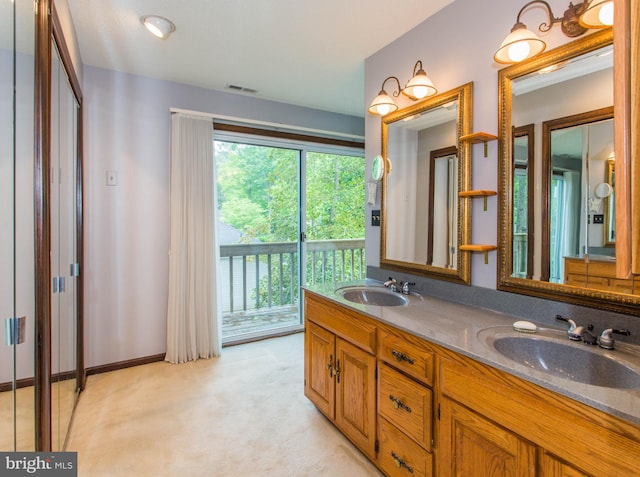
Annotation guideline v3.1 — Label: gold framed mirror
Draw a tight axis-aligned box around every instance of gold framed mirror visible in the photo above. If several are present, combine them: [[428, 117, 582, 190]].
[[381, 83, 472, 284], [498, 28, 639, 316]]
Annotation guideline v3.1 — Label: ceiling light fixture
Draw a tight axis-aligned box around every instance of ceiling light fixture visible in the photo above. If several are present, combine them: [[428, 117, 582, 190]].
[[494, 1, 611, 65], [141, 15, 176, 40], [368, 60, 437, 116]]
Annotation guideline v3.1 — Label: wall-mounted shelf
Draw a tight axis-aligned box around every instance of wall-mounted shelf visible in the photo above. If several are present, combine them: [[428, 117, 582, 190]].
[[459, 132, 498, 157], [459, 190, 497, 211], [459, 244, 497, 264]]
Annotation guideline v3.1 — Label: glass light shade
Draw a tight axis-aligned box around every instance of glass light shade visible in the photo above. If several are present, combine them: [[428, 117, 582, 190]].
[[494, 25, 546, 64], [402, 70, 437, 100], [368, 91, 398, 116], [580, 0, 614, 28], [141, 15, 176, 39]]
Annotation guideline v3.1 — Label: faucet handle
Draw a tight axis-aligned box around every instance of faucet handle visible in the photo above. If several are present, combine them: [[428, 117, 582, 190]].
[[599, 329, 631, 350], [401, 281, 415, 295], [556, 314, 581, 341]]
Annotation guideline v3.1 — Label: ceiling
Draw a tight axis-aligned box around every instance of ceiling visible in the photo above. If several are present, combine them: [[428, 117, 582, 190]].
[[66, 0, 455, 118]]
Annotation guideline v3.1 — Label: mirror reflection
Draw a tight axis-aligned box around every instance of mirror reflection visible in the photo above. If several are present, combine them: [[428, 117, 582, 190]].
[[499, 29, 640, 315], [381, 83, 472, 284], [543, 109, 614, 284], [603, 158, 615, 246]]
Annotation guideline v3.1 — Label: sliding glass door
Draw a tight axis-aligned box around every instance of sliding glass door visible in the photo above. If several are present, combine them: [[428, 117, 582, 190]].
[[215, 140, 301, 343], [214, 132, 364, 344]]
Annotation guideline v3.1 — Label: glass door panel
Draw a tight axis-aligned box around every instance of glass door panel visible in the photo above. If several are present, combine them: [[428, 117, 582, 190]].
[[50, 39, 78, 451], [304, 152, 365, 286], [215, 140, 301, 343], [1, 0, 36, 452]]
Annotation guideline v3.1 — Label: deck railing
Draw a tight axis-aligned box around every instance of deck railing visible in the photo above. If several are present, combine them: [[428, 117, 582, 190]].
[[219, 239, 365, 315]]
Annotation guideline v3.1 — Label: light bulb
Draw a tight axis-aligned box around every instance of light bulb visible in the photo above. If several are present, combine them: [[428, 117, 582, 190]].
[[412, 86, 429, 99], [376, 104, 392, 116], [508, 42, 531, 62], [145, 22, 164, 38], [598, 2, 614, 25]]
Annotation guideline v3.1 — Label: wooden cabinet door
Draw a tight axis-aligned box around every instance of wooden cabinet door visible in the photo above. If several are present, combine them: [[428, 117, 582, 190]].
[[539, 451, 590, 477], [439, 397, 536, 477], [335, 337, 377, 460], [304, 321, 335, 419]]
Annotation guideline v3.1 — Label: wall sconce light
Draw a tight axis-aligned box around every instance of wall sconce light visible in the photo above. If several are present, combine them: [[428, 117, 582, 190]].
[[402, 60, 437, 100], [580, 0, 614, 28], [368, 76, 402, 116], [494, 0, 612, 64], [368, 60, 437, 116], [141, 15, 176, 39]]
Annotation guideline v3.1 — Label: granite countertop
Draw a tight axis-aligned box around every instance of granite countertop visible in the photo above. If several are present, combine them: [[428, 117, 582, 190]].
[[303, 279, 640, 427]]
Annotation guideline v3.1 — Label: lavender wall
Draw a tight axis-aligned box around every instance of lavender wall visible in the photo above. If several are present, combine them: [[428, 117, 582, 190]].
[[364, 0, 586, 288], [82, 66, 364, 367]]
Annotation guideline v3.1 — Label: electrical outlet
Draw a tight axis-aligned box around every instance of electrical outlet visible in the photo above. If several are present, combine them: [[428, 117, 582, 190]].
[[106, 171, 118, 186], [593, 214, 604, 224]]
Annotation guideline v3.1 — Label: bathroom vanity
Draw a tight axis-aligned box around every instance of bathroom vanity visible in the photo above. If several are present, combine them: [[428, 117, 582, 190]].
[[303, 283, 640, 477]]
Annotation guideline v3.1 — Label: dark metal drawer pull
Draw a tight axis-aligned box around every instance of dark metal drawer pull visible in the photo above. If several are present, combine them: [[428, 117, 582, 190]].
[[391, 451, 414, 473], [389, 394, 412, 413], [392, 349, 415, 365]]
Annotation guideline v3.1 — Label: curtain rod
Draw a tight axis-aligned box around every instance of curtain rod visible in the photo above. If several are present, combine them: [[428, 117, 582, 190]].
[[169, 107, 364, 141]]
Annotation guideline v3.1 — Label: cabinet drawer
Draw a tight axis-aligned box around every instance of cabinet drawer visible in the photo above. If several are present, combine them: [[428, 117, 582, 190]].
[[378, 417, 432, 477], [304, 292, 376, 354], [378, 362, 432, 451], [379, 326, 434, 386]]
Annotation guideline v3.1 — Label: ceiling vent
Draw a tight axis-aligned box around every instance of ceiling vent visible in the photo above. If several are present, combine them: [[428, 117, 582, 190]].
[[226, 84, 258, 94]]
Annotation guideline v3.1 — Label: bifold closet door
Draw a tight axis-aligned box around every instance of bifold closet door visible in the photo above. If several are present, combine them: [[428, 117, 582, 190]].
[[50, 38, 79, 451], [0, 0, 37, 452]]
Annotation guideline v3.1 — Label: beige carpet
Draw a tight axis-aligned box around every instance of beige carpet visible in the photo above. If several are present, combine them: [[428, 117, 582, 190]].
[[66, 333, 383, 476]]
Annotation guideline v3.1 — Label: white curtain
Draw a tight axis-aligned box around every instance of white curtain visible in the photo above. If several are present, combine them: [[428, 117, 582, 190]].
[[166, 114, 221, 363], [558, 170, 581, 280]]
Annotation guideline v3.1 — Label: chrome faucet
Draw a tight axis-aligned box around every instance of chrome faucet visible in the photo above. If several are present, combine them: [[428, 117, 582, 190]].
[[598, 328, 631, 350], [579, 327, 598, 345], [384, 277, 415, 295], [555, 314, 584, 341], [401, 281, 415, 295], [384, 277, 399, 293]]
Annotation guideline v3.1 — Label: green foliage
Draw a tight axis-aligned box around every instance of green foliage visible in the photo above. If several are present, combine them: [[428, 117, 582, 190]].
[[216, 140, 366, 309], [216, 141, 365, 243]]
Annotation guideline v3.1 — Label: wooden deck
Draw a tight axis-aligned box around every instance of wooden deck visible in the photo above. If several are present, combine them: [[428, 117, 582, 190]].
[[222, 305, 300, 339]]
